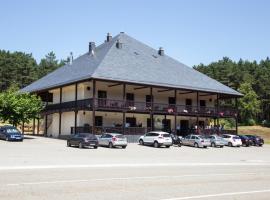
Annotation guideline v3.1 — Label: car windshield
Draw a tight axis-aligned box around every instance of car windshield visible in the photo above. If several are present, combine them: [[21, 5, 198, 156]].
[[162, 134, 170, 137], [6, 128, 20, 134], [80, 133, 96, 139]]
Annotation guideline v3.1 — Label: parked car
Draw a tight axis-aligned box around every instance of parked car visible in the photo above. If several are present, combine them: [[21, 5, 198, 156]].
[[99, 133, 128, 148], [67, 133, 98, 149], [139, 131, 172, 148], [170, 134, 182, 147], [238, 135, 252, 147], [208, 135, 225, 147], [0, 126, 23, 141], [245, 135, 264, 146], [182, 134, 210, 148], [222, 134, 242, 147]]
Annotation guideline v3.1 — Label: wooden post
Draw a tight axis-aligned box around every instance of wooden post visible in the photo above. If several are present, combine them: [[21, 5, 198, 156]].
[[45, 114, 48, 136], [92, 80, 96, 134], [196, 91, 199, 128], [37, 118, 40, 135], [150, 87, 154, 131], [235, 97, 238, 135], [59, 87, 62, 136], [217, 94, 220, 133], [174, 89, 177, 133], [122, 83, 126, 135], [74, 83, 78, 134], [32, 118, 35, 135]]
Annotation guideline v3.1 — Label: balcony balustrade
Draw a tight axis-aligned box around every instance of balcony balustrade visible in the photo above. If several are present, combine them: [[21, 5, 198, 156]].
[[43, 98, 238, 118]]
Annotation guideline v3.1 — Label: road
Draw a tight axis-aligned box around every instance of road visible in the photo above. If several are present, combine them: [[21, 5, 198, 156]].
[[0, 136, 270, 200]]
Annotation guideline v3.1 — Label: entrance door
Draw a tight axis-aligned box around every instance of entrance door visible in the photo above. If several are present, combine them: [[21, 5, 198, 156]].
[[95, 116, 103, 127], [162, 119, 171, 132], [146, 95, 153, 108], [126, 117, 136, 127], [180, 120, 189, 136]]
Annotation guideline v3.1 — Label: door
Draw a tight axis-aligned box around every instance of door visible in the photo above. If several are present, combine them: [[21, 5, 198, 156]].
[[126, 93, 134, 106], [95, 116, 103, 127], [126, 117, 136, 127], [200, 100, 206, 113], [162, 119, 171, 132], [146, 95, 153, 108], [186, 99, 192, 112], [180, 120, 189, 136], [168, 97, 176, 105], [98, 91, 107, 107]]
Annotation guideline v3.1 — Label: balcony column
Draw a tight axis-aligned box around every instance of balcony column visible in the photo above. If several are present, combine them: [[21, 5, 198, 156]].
[[217, 94, 220, 133], [92, 80, 96, 134], [32, 118, 35, 135], [174, 89, 177, 133], [122, 83, 126, 134], [59, 87, 62, 137], [196, 91, 199, 131], [74, 83, 78, 134], [45, 92, 49, 136], [235, 97, 238, 134], [37, 117, 40, 135], [150, 87, 154, 131]]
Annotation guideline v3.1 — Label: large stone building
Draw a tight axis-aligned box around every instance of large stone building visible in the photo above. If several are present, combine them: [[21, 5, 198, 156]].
[[22, 32, 242, 139]]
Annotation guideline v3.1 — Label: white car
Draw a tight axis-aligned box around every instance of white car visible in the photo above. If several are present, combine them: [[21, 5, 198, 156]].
[[99, 133, 128, 148], [139, 131, 172, 148], [222, 134, 242, 147]]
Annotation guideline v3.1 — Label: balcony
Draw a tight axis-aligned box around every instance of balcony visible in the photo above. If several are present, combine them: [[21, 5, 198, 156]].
[[43, 98, 238, 118]]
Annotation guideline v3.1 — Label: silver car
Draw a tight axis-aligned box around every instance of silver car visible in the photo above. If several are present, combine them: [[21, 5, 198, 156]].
[[98, 133, 128, 148], [208, 135, 225, 148], [182, 134, 211, 148]]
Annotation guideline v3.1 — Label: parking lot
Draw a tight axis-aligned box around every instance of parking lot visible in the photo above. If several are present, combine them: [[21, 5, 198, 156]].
[[1, 136, 270, 200]]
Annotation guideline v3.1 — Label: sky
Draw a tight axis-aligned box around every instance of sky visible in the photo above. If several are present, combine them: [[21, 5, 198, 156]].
[[0, 0, 269, 66]]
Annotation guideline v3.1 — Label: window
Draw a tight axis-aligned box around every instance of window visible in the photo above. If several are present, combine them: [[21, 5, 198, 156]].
[[200, 100, 206, 107], [191, 135, 196, 140], [168, 97, 176, 105]]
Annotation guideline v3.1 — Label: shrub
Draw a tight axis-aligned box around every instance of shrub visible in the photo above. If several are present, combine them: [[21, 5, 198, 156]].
[[245, 118, 256, 126]]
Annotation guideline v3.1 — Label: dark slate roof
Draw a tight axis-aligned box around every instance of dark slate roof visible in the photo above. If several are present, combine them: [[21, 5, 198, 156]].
[[21, 33, 242, 96]]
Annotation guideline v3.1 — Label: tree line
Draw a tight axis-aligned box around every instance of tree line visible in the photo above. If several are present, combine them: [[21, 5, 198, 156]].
[[194, 57, 270, 126], [0, 50, 269, 126]]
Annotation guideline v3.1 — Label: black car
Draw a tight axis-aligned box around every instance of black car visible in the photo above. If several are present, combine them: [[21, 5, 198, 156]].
[[0, 126, 24, 141], [245, 135, 264, 146], [238, 135, 252, 147], [67, 133, 98, 149]]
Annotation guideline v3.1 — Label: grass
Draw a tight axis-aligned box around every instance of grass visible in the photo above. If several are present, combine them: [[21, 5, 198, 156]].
[[238, 125, 270, 143]]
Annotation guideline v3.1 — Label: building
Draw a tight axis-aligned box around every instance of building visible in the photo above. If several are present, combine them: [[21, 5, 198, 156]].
[[22, 32, 242, 140]]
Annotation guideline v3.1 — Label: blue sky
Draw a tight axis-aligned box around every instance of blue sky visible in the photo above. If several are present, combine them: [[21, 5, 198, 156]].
[[0, 0, 269, 66]]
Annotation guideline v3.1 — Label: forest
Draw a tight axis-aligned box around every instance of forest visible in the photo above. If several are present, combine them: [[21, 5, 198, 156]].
[[0, 50, 269, 126]]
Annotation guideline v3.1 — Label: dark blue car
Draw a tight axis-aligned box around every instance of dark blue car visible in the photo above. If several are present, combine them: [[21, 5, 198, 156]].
[[245, 135, 264, 146], [0, 126, 24, 141]]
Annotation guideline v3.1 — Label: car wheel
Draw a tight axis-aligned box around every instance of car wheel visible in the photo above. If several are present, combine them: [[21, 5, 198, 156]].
[[67, 141, 71, 147], [228, 142, 232, 147], [93, 146, 98, 149], [109, 142, 113, 148], [79, 142, 83, 149], [194, 143, 199, 148], [178, 143, 182, 147], [154, 141, 159, 148], [5, 136, 9, 141], [220, 145, 224, 148], [139, 139, 144, 145], [165, 145, 170, 148], [122, 146, 127, 149], [211, 142, 216, 147]]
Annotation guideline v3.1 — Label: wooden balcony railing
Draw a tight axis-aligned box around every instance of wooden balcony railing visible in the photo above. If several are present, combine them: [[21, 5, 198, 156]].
[[43, 98, 238, 118]]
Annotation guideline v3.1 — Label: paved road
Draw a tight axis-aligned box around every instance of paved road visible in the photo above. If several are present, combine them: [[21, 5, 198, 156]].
[[0, 136, 270, 200]]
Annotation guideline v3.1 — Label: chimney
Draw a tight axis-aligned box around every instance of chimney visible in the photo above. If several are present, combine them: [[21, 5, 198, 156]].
[[116, 40, 122, 49], [158, 47, 164, 56], [106, 33, 112, 42], [70, 52, 73, 65], [89, 42, 95, 55]]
